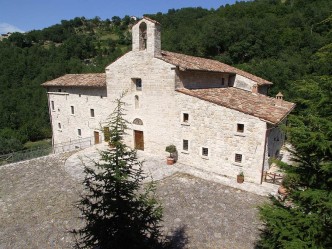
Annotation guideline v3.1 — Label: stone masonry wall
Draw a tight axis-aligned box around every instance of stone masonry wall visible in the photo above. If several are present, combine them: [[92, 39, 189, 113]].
[[174, 92, 268, 184], [47, 87, 109, 145], [267, 121, 286, 159], [105, 51, 178, 155], [177, 70, 265, 94], [233, 74, 257, 92], [132, 19, 161, 57], [176, 70, 229, 89]]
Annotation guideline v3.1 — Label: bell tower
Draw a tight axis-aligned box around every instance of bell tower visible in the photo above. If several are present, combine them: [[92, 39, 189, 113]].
[[132, 17, 161, 57]]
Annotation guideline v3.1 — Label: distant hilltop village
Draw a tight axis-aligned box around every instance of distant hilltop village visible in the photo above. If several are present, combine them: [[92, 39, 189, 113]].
[[0, 32, 12, 41]]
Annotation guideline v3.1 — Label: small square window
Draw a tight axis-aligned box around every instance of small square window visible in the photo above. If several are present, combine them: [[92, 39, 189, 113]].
[[183, 140, 189, 151], [71, 106, 75, 115], [183, 113, 189, 123], [235, 154, 242, 163], [237, 123, 244, 133], [51, 101, 54, 110], [79, 94, 81, 97], [58, 123, 61, 129], [202, 147, 209, 157], [90, 109, 95, 117], [58, 89, 62, 92], [78, 129, 81, 136]]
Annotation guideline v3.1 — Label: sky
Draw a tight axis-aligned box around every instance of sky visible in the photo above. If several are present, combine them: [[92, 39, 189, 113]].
[[0, 0, 240, 33]]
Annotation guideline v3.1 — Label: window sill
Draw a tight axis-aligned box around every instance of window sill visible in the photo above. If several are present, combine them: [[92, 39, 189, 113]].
[[181, 123, 190, 126], [201, 155, 209, 160], [232, 162, 243, 167], [234, 133, 246, 137], [181, 151, 189, 154]]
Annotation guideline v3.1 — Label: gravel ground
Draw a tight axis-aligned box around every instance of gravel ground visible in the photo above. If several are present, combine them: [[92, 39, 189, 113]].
[[0, 151, 266, 249]]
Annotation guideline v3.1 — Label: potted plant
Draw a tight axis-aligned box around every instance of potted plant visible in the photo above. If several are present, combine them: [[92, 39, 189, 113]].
[[237, 171, 244, 183], [165, 145, 177, 165]]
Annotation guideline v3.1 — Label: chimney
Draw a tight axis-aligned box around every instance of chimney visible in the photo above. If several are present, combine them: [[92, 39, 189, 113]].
[[252, 84, 258, 94], [276, 92, 284, 106]]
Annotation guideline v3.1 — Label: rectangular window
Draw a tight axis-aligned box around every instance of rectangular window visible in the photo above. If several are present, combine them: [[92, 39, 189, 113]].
[[183, 113, 189, 123], [202, 147, 209, 157], [71, 106, 75, 115], [78, 129, 81, 136], [58, 89, 62, 92], [237, 123, 244, 133], [51, 101, 54, 110], [90, 109, 95, 117], [135, 78, 142, 91], [221, 78, 225, 85], [235, 153, 242, 163], [58, 123, 61, 129], [183, 140, 189, 151]]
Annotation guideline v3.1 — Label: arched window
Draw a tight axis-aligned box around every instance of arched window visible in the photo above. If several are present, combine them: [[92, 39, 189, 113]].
[[133, 118, 143, 125], [135, 95, 139, 109], [139, 22, 147, 51]]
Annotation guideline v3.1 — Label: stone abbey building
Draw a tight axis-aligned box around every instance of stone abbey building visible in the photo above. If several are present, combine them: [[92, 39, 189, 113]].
[[42, 17, 295, 184]]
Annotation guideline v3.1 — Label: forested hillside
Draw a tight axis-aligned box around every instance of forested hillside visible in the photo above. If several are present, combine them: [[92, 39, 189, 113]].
[[0, 16, 134, 153], [0, 0, 331, 156]]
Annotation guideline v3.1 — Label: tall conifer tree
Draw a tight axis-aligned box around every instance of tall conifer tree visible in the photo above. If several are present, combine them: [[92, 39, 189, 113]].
[[257, 113, 332, 248], [72, 94, 163, 249]]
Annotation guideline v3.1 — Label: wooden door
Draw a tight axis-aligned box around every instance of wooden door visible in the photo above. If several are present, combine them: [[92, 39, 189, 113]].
[[94, 131, 100, 144], [134, 130, 144, 150]]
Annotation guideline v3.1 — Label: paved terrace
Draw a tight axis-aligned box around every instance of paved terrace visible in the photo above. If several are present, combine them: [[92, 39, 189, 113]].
[[0, 143, 279, 248], [65, 143, 279, 196]]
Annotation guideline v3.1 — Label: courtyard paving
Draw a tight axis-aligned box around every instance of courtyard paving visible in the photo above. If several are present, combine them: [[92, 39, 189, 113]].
[[0, 144, 271, 248]]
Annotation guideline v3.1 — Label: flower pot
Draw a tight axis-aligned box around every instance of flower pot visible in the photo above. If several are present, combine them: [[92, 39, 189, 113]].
[[167, 157, 175, 165], [237, 175, 244, 183], [278, 185, 288, 195]]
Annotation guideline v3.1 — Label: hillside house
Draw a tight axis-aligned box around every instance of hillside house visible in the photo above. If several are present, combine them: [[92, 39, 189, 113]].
[[42, 17, 295, 184]]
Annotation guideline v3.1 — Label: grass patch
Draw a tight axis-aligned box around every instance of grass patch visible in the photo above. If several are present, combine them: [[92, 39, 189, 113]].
[[24, 139, 52, 150]]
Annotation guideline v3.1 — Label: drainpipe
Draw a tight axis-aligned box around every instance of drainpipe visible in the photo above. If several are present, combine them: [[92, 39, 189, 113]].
[[260, 125, 276, 184]]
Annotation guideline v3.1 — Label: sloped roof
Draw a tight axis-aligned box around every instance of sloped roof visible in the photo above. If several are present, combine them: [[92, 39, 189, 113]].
[[159, 51, 272, 86], [41, 73, 106, 88], [176, 87, 295, 124], [142, 16, 161, 25]]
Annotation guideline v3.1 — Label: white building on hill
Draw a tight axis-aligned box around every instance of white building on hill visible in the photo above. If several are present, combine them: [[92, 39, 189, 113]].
[[42, 17, 295, 184]]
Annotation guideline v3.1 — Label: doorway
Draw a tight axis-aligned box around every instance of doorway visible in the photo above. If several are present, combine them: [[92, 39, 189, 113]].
[[134, 130, 144, 150], [94, 131, 100, 144]]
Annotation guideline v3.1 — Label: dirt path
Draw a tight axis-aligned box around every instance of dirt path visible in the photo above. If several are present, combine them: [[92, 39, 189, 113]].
[[0, 153, 266, 249]]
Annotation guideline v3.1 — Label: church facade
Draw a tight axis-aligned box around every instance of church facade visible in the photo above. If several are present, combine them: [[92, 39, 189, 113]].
[[42, 17, 295, 184]]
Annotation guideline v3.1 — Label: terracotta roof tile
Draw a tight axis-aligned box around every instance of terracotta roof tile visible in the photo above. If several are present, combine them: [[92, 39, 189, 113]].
[[41, 73, 106, 88], [159, 51, 272, 86], [176, 87, 295, 124]]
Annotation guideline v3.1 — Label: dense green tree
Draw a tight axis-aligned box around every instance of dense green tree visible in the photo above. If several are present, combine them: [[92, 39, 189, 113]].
[[257, 114, 332, 248], [0, 16, 131, 152], [72, 95, 164, 249]]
